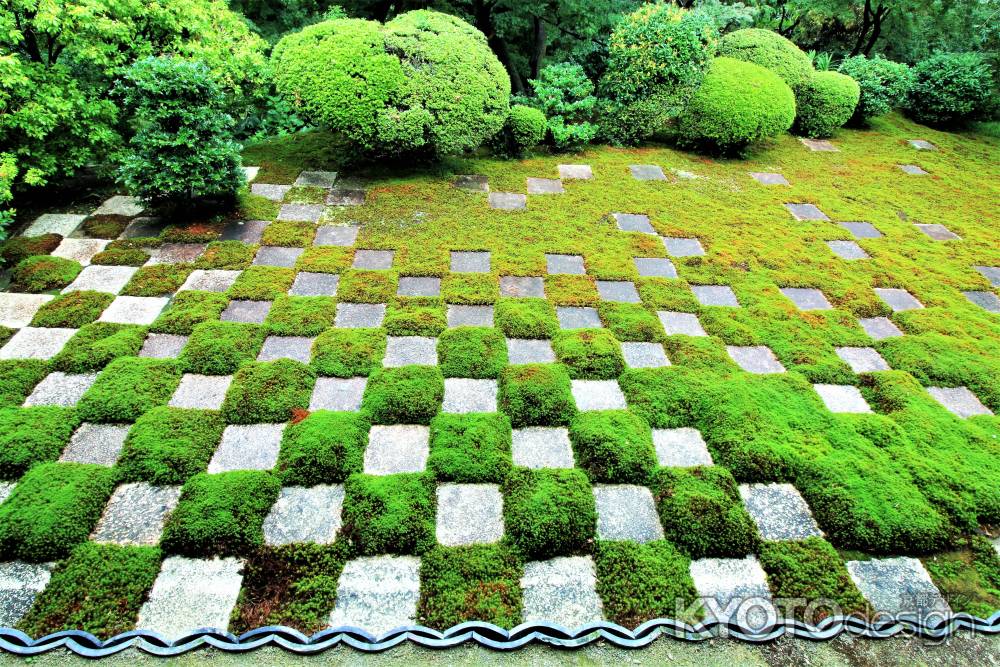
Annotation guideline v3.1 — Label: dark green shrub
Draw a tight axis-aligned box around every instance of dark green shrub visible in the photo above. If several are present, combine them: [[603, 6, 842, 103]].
[[0, 234, 61, 269], [418, 545, 523, 628], [438, 327, 508, 379], [552, 329, 625, 379], [489, 104, 546, 158], [716, 28, 813, 89], [758, 538, 870, 620], [30, 291, 114, 328], [341, 473, 436, 555], [161, 471, 280, 556], [905, 52, 994, 126], [503, 468, 596, 559], [361, 366, 444, 425], [0, 360, 51, 408], [428, 413, 512, 483], [495, 298, 558, 339], [116, 406, 225, 485], [838, 55, 912, 125], [0, 407, 81, 479], [52, 323, 147, 373], [678, 57, 796, 154], [196, 240, 257, 269], [121, 264, 193, 296], [180, 321, 266, 374], [498, 363, 575, 427], [793, 70, 860, 138], [524, 63, 598, 151], [221, 359, 316, 424], [384, 299, 447, 337], [0, 462, 115, 561], [76, 357, 181, 423], [228, 265, 295, 299], [149, 291, 228, 335], [311, 328, 386, 377], [265, 296, 336, 336], [569, 411, 656, 483], [649, 466, 759, 558], [10, 255, 81, 292], [276, 411, 368, 485]]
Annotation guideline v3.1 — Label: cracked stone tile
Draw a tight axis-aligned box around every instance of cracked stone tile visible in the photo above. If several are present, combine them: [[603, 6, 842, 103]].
[[0, 561, 55, 627], [0, 327, 77, 360], [846, 557, 950, 617], [785, 203, 829, 221], [137, 556, 243, 638], [840, 222, 882, 239], [512, 427, 574, 468], [661, 237, 705, 257], [799, 138, 838, 152], [0, 293, 53, 328], [899, 164, 928, 175], [521, 557, 603, 627], [653, 428, 713, 467], [294, 171, 338, 188], [826, 240, 869, 260], [973, 266, 1000, 287], [527, 177, 564, 194], [571, 379, 627, 411], [506, 338, 555, 364], [254, 246, 303, 268], [546, 254, 585, 275], [558, 165, 593, 180], [749, 172, 789, 185], [450, 251, 491, 273], [908, 139, 936, 150], [383, 336, 437, 367], [63, 265, 138, 294], [364, 425, 429, 475], [435, 483, 504, 546], [727, 346, 786, 374], [629, 164, 666, 181], [98, 296, 169, 325], [500, 276, 544, 298], [692, 285, 739, 307], [488, 192, 527, 211], [657, 311, 706, 336], [263, 485, 344, 546], [690, 557, 775, 625], [209, 424, 285, 473], [328, 556, 420, 635], [278, 204, 324, 223], [453, 175, 489, 192], [221, 299, 272, 324], [593, 485, 664, 543], [334, 303, 385, 328], [835, 347, 890, 373], [557, 306, 601, 329], [95, 195, 144, 217], [634, 257, 677, 278], [621, 341, 670, 368], [258, 336, 315, 363], [148, 243, 206, 265], [315, 225, 360, 247], [442, 378, 497, 413], [59, 422, 129, 465], [814, 384, 872, 413], [447, 305, 494, 328], [926, 386, 993, 418], [170, 374, 233, 410], [290, 272, 339, 297], [22, 371, 97, 406], [140, 334, 189, 359], [963, 290, 1000, 312], [739, 483, 822, 541], [24, 213, 87, 237], [874, 288, 923, 311], [178, 269, 241, 292], [353, 249, 394, 270], [92, 482, 182, 545], [613, 213, 655, 234], [397, 277, 441, 297], [251, 183, 291, 202], [915, 223, 960, 241], [52, 238, 110, 265], [310, 377, 366, 412], [859, 316, 904, 340], [596, 281, 640, 303], [780, 287, 832, 310]]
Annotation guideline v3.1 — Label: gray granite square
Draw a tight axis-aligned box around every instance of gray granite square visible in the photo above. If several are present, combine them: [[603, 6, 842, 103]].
[[335, 303, 386, 328], [254, 246, 304, 268], [92, 482, 182, 545], [874, 287, 923, 311], [826, 240, 869, 260], [571, 379, 627, 411], [60, 423, 129, 465], [785, 203, 829, 221], [178, 269, 241, 292], [453, 175, 489, 192], [148, 243, 206, 265], [613, 213, 655, 234], [436, 483, 504, 546], [290, 272, 340, 296], [278, 204, 324, 223], [0, 562, 54, 627], [963, 290, 1000, 312], [327, 188, 366, 206], [310, 377, 366, 411], [0, 293, 53, 328], [915, 223, 960, 241], [527, 177, 564, 194], [557, 306, 601, 329], [512, 427, 574, 468], [25, 213, 87, 236], [98, 296, 169, 325], [137, 556, 243, 639], [364, 425, 429, 475], [23, 371, 97, 406], [927, 386, 993, 418], [973, 266, 1000, 287], [0, 328, 77, 360], [521, 557, 603, 627], [170, 374, 233, 410], [263, 485, 344, 546], [52, 238, 110, 265], [908, 139, 937, 150], [899, 164, 928, 175], [252, 183, 291, 202], [397, 277, 441, 297], [836, 347, 890, 373], [593, 485, 664, 543], [739, 483, 822, 541], [727, 346, 786, 374], [221, 300, 272, 323], [692, 285, 738, 307], [488, 192, 527, 210], [662, 237, 705, 257], [630, 164, 666, 181], [634, 257, 677, 278], [258, 336, 315, 363], [558, 165, 593, 180], [657, 311, 706, 336], [860, 316, 903, 340], [546, 254, 585, 275], [799, 137, 838, 151], [506, 338, 555, 364], [689, 557, 775, 625], [140, 333, 189, 359], [0, 483, 14, 505], [447, 305, 494, 328], [295, 171, 338, 188], [63, 265, 138, 294], [840, 222, 882, 239], [120, 217, 166, 240], [846, 557, 950, 617], [621, 342, 670, 368], [596, 280, 640, 303], [328, 556, 420, 635], [749, 172, 789, 185], [221, 220, 269, 244], [383, 336, 437, 366], [315, 225, 360, 247], [442, 378, 497, 413], [209, 424, 285, 473], [780, 287, 832, 310], [243, 166, 260, 182], [500, 276, 544, 297], [814, 384, 872, 413], [653, 428, 713, 467], [353, 249, 394, 270], [450, 251, 491, 273]]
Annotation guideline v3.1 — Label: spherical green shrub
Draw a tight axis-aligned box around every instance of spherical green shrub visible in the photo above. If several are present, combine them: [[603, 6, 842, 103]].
[[678, 57, 796, 154], [272, 10, 510, 156], [489, 105, 546, 158], [716, 28, 813, 89], [838, 55, 912, 125], [793, 70, 860, 138], [905, 52, 994, 127]]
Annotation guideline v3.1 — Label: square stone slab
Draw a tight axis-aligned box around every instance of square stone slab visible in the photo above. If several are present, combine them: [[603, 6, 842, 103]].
[[436, 483, 504, 546], [846, 557, 950, 617], [785, 203, 829, 221], [836, 347, 890, 373], [613, 213, 655, 234], [826, 240, 869, 260], [908, 139, 936, 150], [860, 316, 904, 340], [221, 220, 269, 244], [258, 335, 315, 363], [727, 346, 786, 374], [221, 300, 272, 323], [98, 296, 168, 325], [915, 223, 960, 241], [453, 174, 489, 192], [692, 285, 739, 307], [0, 293, 53, 328], [251, 183, 291, 201], [263, 485, 344, 546], [899, 164, 928, 175], [290, 272, 340, 297], [310, 377, 367, 412], [488, 192, 527, 211], [558, 165, 593, 180], [254, 246, 303, 268], [927, 386, 993, 418], [364, 425, 429, 475], [442, 378, 497, 413], [278, 204, 324, 223], [140, 333, 189, 359], [658, 311, 706, 336], [294, 170, 338, 188], [521, 557, 603, 628], [447, 305, 494, 328], [739, 483, 822, 541], [780, 287, 832, 310], [137, 556, 243, 639], [840, 222, 882, 239], [353, 249, 394, 270], [92, 482, 182, 545], [209, 424, 285, 473], [963, 290, 1000, 312], [512, 427, 574, 468], [662, 237, 705, 257], [25, 213, 87, 237], [0, 562, 54, 627], [178, 269, 241, 292], [148, 243, 207, 265], [545, 254, 585, 275], [0, 327, 77, 360], [95, 195, 144, 217], [52, 238, 110, 265], [327, 188, 366, 207], [634, 257, 677, 278], [170, 374, 233, 410], [500, 276, 544, 298], [450, 251, 491, 273], [973, 265, 1000, 287], [315, 224, 359, 247], [689, 557, 774, 625], [596, 280, 640, 303], [335, 303, 386, 328], [557, 306, 601, 329], [593, 485, 664, 543], [23, 372, 97, 406], [328, 556, 420, 635], [799, 138, 838, 151], [749, 172, 789, 185], [874, 287, 923, 311], [506, 338, 555, 364], [621, 342, 670, 368], [653, 428, 713, 467], [629, 164, 666, 181], [60, 422, 129, 465], [814, 384, 872, 413], [397, 277, 441, 297], [383, 336, 437, 367], [242, 166, 260, 182], [63, 265, 138, 294], [120, 217, 166, 240], [571, 379, 627, 411], [0, 483, 13, 505], [527, 177, 564, 194]]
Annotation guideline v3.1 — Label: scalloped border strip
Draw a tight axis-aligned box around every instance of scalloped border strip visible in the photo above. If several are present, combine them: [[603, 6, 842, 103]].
[[1, 614, 998, 657]]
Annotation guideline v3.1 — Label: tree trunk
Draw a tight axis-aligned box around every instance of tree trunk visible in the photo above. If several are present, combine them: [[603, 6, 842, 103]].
[[862, 5, 890, 55], [850, 0, 872, 56], [472, 0, 526, 95], [529, 16, 546, 82]]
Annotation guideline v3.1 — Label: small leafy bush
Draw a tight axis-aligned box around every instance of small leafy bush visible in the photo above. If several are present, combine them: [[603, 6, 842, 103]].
[[428, 413, 513, 483], [180, 321, 266, 375], [149, 291, 229, 335], [361, 366, 444, 425], [503, 468, 596, 559], [793, 71, 860, 138], [552, 329, 625, 379], [438, 327, 508, 379], [30, 291, 114, 328], [10, 256, 81, 292], [489, 105, 546, 158], [418, 545, 523, 628], [221, 359, 316, 424], [276, 411, 369, 485], [116, 406, 225, 485], [716, 28, 813, 89], [524, 63, 598, 151], [838, 55, 912, 125], [77, 357, 181, 423], [0, 407, 80, 479], [311, 328, 386, 377], [569, 411, 656, 483], [341, 473, 436, 555], [0, 360, 51, 408], [905, 52, 994, 126], [53, 323, 147, 373], [495, 298, 558, 339], [498, 363, 576, 427]]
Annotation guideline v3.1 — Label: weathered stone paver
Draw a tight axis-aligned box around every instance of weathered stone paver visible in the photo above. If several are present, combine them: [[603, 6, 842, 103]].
[[254, 246, 303, 268], [859, 316, 904, 339], [23, 372, 97, 406], [692, 285, 738, 307], [450, 251, 491, 273], [364, 425, 429, 475], [974, 265, 1000, 287], [545, 253, 585, 275], [140, 334, 189, 359], [826, 240, 869, 260], [785, 203, 829, 221], [727, 346, 786, 374], [840, 222, 882, 239], [621, 341, 670, 368], [899, 164, 928, 175], [846, 557, 950, 617], [488, 192, 527, 211], [799, 138, 838, 151], [442, 378, 497, 413], [653, 428, 713, 467], [571, 379, 627, 411], [208, 424, 284, 473], [335, 303, 386, 328], [836, 347, 890, 373], [278, 204, 324, 223], [0, 327, 77, 360], [596, 280, 640, 303], [634, 257, 677, 278], [221, 220, 268, 244], [557, 306, 601, 329], [780, 287, 832, 310], [383, 336, 437, 367], [926, 386, 993, 418], [521, 557, 603, 627], [435, 484, 504, 546], [221, 300, 272, 323], [613, 213, 655, 234], [690, 557, 775, 625], [558, 165, 593, 180], [453, 175, 489, 192], [63, 265, 137, 294], [739, 483, 822, 541], [294, 170, 338, 188], [915, 223, 960, 241], [397, 277, 441, 297], [310, 377, 367, 412], [527, 177, 564, 194], [327, 187, 366, 207], [24, 213, 87, 237], [121, 217, 165, 240], [512, 427, 574, 468], [874, 287, 923, 311], [629, 164, 666, 181], [290, 272, 340, 297], [242, 166, 260, 182], [137, 556, 243, 638], [60, 422, 129, 465], [178, 269, 240, 292], [0, 293, 53, 328], [0, 562, 54, 627], [0, 482, 14, 505], [148, 243, 206, 265], [447, 305, 493, 328], [658, 311, 706, 336], [593, 485, 664, 543], [314, 224, 359, 247], [500, 276, 544, 298], [98, 296, 169, 325], [908, 139, 936, 150], [750, 172, 789, 185], [353, 249, 394, 270], [258, 336, 314, 363], [51, 238, 110, 265], [92, 483, 182, 545], [170, 374, 233, 410], [251, 183, 291, 202], [328, 556, 421, 635], [263, 485, 344, 546], [662, 237, 705, 257], [963, 290, 1000, 312], [506, 338, 555, 364]]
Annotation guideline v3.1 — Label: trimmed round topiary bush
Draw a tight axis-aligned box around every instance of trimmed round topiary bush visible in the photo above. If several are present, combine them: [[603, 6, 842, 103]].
[[793, 70, 860, 138], [716, 28, 813, 89], [838, 55, 912, 125], [489, 105, 546, 158], [905, 52, 994, 127], [272, 10, 510, 157], [678, 57, 796, 154]]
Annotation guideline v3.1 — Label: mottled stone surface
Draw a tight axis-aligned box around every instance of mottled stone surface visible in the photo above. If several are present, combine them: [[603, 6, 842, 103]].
[[290, 272, 340, 297], [450, 251, 491, 273], [352, 250, 394, 270], [750, 172, 789, 185], [148, 243, 206, 265], [846, 557, 950, 617], [0, 293, 53, 328], [314, 225, 359, 247], [278, 204, 324, 223], [442, 378, 497, 413], [593, 485, 664, 543], [814, 384, 873, 413], [258, 336, 315, 363], [915, 223, 960, 241], [170, 374, 233, 410], [512, 427, 574, 469], [621, 342, 670, 368], [0, 561, 54, 627], [739, 483, 822, 541], [0, 483, 15, 505], [25, 213, 87, 237], [488, 192, 527, 211], [613, 213, 655, 234], [634, 257, 677, 278], [527, 177, 564, 194], [545, 254, 586, 275], [780, 287, 832, 310], [661, 237, 705, 257], [295, 171, 338, 188], [658, 311, 706, 336], [596, 280, 640, 303], [799, 138, 838, 152], [251, 183, 291, 202], [208, 424, 284, 473], [253, 246, 303, 268], [178, 269, 240, 292], [506, 338, 555, 364], [137, 556, 243, 638], [383, 336, 437, 367], [963, 290, 1000, 312], [500, 276, 544, 298], [727, 346, 786, 374], [23, 372, 98, 406], [692, 285, 739, 307], [785, 203, 829, 221], [558, 165, 593, 180], [840, 222, 882, 239], [571, 379, 627, 411], [874, 287, 923, 311], [899, 164, 928, 175], [557, 306, 601, 329], [629, 164, 666, 181], [310, 377, 367, 412], [139, 332, 189, 358], [836, 347, 890, 373], [653, 428, 713, 467], [242, 166, 260, 183], [0, 328, 77, 360], [447, 305, 493, 328], [120, 217, 166, 240], [63, 265, 138, 294], [826, 240, 869, 260], [908, 139, 936, 150], [52, 238, 110, 265], [690, 557, 775, 626], [453, 175, 489, 192], [521, 557, 603, 628], [263, 485, 344, 546], [98, 296, 169, 325], [397, 277, 441, 297], [335, 303, 386, 328], [221, 220, 269, 244], [327, 188, 366, 206], [974, 265, 1000, 287], [364, 425, 430, 475], [92, 482, 182, 545], [221, 299, 272, 323], [96, 195, 144, 217], [859, 316, 904, 340], [435, 484, 504, 546], [328, 556, 421, 635], [926, 386, 993, 418], [60, 422, 129, 465]]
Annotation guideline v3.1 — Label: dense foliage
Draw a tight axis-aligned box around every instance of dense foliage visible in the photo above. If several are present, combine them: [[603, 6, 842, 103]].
[[838, 55, 913, 125], [489, 105, 547, 158], [717, 28, 814, 89], [905, 52, 994, 126], [523, 62, 598, 151], [793, 70, 861, 137]]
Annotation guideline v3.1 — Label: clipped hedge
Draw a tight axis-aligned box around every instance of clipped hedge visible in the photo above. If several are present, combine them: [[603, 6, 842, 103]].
[[793, 70, 860, 138], [716, 28, 813, 89], [905, 52, 994, 127], [490, 104, 546, 158], [838, 55, 912, 125]]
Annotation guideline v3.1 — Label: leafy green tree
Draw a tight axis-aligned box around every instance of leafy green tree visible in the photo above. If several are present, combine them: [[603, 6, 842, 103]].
[[522, 62, 598, 151]]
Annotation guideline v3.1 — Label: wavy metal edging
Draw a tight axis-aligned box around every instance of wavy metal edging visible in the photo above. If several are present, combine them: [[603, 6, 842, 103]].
[[0, 613, 998, 657]]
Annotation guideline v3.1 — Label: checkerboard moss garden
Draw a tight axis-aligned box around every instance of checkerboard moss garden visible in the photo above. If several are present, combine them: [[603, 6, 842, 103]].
[[1, 3, 999, 647]]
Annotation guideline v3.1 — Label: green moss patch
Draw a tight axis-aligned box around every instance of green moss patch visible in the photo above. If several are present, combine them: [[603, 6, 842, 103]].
[[503, 468, 597, 559], [221, 359, 316, 424], [121, 264, 193, 296], [428, 413, 512, 483], [0, 406, 81, 480], [569, 411, 656, 483], [418, 545, 523, 629], [30, 291, 114, 328], [10, 256, 82, 292], [265, 296, 336, 336], [0, 234, 61, 269], [923, 536, 1000, 618], [261, 221, 316, 247], [341, 473, 436, 556], [545, 275, 599, 306], [81, 215, 130, 239], [384, 299, 447, 337], [228, 265, 295, 300], [52, 323, 147, 373], [598, 303, 664, 342], [337, 270, 397, 303], [495, 298, 558, 339], [0, 360, 51, 408], [438, 327, 508, 379], [277, 411, 368, 485], [196, 241, 257, 270], [116, 407, 226, 485], [180, 321, 266, 375], [361, 366, 444, 425], [498, 363, 575, 427], [311, 328, 386, 377], [77, 357, 182, 423], [441, 274, 498, 305], [553, 329, 625, 379], [149, 291, 228, 335], [294, 247, 353, 274]]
